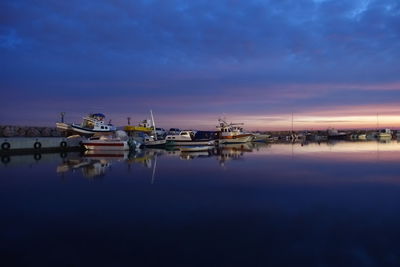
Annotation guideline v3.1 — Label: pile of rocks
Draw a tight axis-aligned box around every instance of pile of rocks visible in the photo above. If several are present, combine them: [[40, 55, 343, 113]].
[[0, 126, 62, 137]]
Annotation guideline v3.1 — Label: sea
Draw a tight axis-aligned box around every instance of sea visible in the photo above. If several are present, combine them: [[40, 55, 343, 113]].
[[1, 140, 400, 266]]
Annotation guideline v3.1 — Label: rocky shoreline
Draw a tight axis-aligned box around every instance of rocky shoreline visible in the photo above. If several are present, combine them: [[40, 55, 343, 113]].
[[0, 125, 62, 137]]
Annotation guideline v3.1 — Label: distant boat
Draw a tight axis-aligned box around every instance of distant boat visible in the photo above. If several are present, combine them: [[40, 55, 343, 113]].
[[357, 134, 367, 140], [327, 128, 347, 140], [216, 119, 253, 144], [377, 129, 392, 139], [252, 133, 271, 142]]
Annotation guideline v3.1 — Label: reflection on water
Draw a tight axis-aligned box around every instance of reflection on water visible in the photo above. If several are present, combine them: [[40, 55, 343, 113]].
[[1, 141, 400, 179], [1, 141, 400, 266]]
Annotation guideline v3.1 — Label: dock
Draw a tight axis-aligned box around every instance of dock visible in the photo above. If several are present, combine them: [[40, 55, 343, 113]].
[[1, 137, 84, 156]]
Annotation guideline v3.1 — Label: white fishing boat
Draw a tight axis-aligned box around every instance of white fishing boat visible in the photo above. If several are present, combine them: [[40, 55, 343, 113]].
[[82, 131, 132, 151], [216, 119, 253, 144], [165, 130, 217, 146], [70, 113, 116, 135], [82, 136, 129, 151]]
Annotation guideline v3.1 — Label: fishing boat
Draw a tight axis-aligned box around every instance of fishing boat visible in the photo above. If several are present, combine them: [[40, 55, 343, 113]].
[[69, 113, 116, 135], [216, 119, 253, 144], [165, 130, 217, 146], [124, 119, 153, 133]]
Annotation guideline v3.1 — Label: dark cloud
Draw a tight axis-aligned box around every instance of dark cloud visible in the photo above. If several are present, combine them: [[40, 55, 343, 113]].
[[1, 0, 400, 126]]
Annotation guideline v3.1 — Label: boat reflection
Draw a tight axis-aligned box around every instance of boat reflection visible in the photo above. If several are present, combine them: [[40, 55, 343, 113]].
[[56, 149, 164, 179], [57, 151, 127, 178], [12, 140, 399, 180], [57, 157, 111, 179]]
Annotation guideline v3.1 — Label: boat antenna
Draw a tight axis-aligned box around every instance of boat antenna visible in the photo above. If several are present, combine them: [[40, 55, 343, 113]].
[[60, 112, 66, 123], [150, 110, 157, 140]]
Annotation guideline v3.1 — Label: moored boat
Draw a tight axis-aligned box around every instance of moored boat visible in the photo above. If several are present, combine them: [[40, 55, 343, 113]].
[[165, 130, 217, 146], [82, 136, 130, 151], [216, 119, 253, 144], [327, 128, 348, 140], [357, 134, 367, 140], [124, 119, 153, 133], [377, 129, 392, 139], [81, 131, 134, 151], [70, 113, 116, 135], [144, 136, 167, 147]]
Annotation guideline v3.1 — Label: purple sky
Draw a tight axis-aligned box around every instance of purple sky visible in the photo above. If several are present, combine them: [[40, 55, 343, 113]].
[[1, 0, 400, 130]]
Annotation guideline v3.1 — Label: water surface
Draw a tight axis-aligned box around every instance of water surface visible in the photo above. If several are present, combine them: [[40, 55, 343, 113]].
[[1, 141, 400, 266]]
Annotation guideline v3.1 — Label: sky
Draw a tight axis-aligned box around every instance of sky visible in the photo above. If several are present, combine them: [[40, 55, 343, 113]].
[[1, 0, 400, 130]]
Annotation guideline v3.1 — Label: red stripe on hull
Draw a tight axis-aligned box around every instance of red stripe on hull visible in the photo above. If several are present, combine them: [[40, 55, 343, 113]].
[[82, 143, 124, 146]]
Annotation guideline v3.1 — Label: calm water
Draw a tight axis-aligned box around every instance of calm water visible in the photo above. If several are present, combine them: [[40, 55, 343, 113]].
[[1, 141, 400, 266]]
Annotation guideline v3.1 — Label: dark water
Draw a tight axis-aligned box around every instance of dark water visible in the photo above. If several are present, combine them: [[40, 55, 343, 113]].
[[1, 141, 400, 266]]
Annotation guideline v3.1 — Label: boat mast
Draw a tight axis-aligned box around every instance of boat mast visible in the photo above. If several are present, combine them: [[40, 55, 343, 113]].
[[150, 110, 157, 140], [376, 113, 379, 131], [291, 112, 294, 134]]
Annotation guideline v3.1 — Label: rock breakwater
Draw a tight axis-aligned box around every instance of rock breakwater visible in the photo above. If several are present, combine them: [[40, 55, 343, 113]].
[[0, 126, 62, 137]]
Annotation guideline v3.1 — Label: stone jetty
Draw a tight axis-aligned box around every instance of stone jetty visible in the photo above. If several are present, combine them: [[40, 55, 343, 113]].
[[0, 125, 62, 138]]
